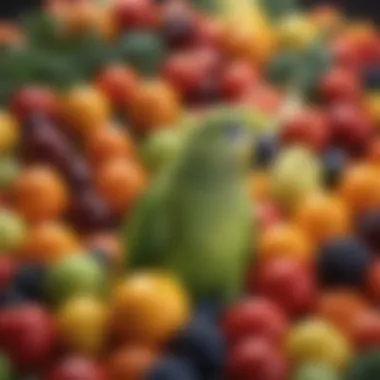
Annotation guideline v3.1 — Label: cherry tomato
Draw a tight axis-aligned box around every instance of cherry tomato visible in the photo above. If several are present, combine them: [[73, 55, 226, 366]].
[[107, 345, 157, 380], [14, 166, 69, 224], [111, 271, 190, 344], [96, 65, 139, 109], [221, 298, 288, 347], [227, 338, 287, 380], [0, 305, 56, 371], [255, 258, 316, 318], [11, 86, 57, 122]]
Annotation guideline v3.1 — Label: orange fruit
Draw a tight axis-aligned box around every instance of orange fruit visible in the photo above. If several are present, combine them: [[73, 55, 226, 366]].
[[85, 125, 136, 168], [111, 271, 190, 344], [21, 222, 80, 264], [317, 291, 369, 335], [127, 80, 181, 133], [294, 192, 351, 243], [107, 345, 157, 380], [14, 166, 68, 224], [339, 163, 380, 213], [95, 159, 147, 214], [259, 223, 312, 262], [60, 86, 111, 137]]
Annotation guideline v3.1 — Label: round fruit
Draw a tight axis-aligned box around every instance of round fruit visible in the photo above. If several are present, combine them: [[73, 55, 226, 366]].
[[0, 210, 26, 253], [111, 271, 190, 344], [45, 255, 106, 306], [0, 111, 19, 155], [293, 363, 342, 380]]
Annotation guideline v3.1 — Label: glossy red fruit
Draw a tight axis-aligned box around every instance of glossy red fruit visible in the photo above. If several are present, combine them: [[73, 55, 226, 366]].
[[113, 0, 157, 31], [0, 305, 56, 371], [255, 258, 316, 318], [162, 52, 205, 97], [220, 60, 259, 101], [221, 298, 288, 347], [0, 257, 15, 291], [46, 356, 107, 380], [227, 338, 287, 380], [96, 65, 138, 109], [320, 67, 361, 103], [366, 259, 380, 303], [11, 86, 57, 122], [350, 311, 380, 351], [280, 108, 330, 152], [328, 102, 372, 155]]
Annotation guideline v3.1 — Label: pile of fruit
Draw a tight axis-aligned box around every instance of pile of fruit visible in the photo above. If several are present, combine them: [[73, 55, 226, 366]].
[[1, 0, 380, 379]]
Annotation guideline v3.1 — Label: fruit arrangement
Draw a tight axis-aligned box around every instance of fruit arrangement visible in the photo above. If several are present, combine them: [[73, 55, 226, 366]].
[[1, 0, 380, 379]]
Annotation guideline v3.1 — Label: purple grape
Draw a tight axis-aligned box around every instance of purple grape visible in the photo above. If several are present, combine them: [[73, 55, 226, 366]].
[[64, 158, 94, 192], [69, 189, 114, 233]]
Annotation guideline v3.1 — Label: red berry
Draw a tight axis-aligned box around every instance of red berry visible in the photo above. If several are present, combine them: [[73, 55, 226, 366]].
[[320, 67, 361, 103], [96, 65, 138, 108], [350, 311, 380, 351], [328, 102, 372, 155], [280, 108, 330, 152], [0, 257, 15, 292], [221, 298, 288, 347], [220, 60, 259, 101], [227, 338, 287, 380], [113, 0, 157, 31], [46, 356, 107, 380], [162, 52, 205, 97], [0, 305, 56, 371], [255, 258, 316, 318], [11, 86, 57, 122]]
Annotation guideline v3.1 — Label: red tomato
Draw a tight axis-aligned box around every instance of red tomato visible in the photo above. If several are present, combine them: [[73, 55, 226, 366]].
[[255, 258, 316, 318], [96, 65, 138, 109], [46, 357, 107, 380], [220, 60, 259, 101], [280, 108, 330, 152], [320, 67, 361, 103], [112, 0, 157, 31], [227, 338, 287, 380], [328, 102, 372, 155], [11, 86, 57, 122], [350, 311, 380, 351], [221, 298, 288, 347], [0, 256, 15, 291], [0, 305, 56, 371]]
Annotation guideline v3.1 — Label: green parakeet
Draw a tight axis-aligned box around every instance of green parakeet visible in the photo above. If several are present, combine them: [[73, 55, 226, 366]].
[[125, 115, 255, 303]]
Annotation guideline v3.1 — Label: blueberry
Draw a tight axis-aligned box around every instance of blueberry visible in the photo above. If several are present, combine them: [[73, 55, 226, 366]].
[[146, 356, 198, 380], [170, 318, 226, 378], [363, 67, 380, 90], [317, 238, 372, 289], [14, 264, 45, 301], [322, 148, 348, 188], [358, 209, 380, 251], [254, 134, 277, 168], [0, 286, 25, 309]]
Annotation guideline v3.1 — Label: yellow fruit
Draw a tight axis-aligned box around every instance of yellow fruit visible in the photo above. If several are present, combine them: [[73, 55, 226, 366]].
[[0, 111, 18, 154], [287, 319, 352, 370], [57, 296, 109, 355], [111, 272, 190, 344]]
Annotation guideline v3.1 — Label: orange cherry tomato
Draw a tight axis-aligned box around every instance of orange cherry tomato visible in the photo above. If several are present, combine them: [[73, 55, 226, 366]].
[[21, 222, 80, 264], [85, 125, 136, 168], [107, 345, 157, 380], [259, 223, 313, 263], [60, 86, 111, 137], [127, 80, 181, 134], [294, 192, 351, 244], [339, 163, 380, 214], [95, 159, 147, 214], [14, 166, 69, 224], [317, 290, 369, 335], [96, 65, 139, 109]]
